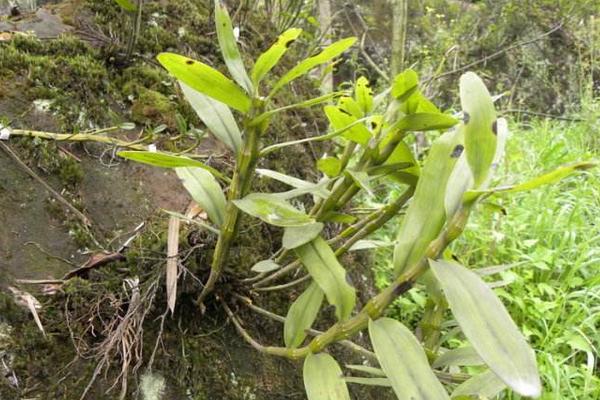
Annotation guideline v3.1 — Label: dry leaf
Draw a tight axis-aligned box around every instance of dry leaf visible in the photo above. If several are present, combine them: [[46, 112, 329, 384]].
[[185, 201, 208, 221], [0, 32, 13, 42], [166, 216, 180, 314], [8, 286, 46, 337]]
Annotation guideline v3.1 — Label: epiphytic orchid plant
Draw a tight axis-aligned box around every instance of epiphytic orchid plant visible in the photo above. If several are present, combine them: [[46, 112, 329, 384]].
[[116, 1, 595, 398]]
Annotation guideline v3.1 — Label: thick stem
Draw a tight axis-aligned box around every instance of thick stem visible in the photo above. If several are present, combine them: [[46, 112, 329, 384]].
[[231, 294, 469, 383], [334, 185, 415, 254], [254, 186, 414, 288], [196, 114, 263, 304], [421, 298, 447, 356], [247, 206, 471, 359]]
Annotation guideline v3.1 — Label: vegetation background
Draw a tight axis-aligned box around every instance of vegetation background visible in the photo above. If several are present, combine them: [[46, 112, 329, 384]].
[[0, 0, 598, 399]]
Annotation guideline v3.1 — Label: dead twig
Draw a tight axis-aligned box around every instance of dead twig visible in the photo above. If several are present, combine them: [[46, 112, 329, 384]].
[[426, 23, 564, 84], [0, 141, 91, 226]]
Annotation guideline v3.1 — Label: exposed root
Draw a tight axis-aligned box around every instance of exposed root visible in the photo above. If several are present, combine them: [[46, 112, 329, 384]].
[[63, 268, 162, 400]]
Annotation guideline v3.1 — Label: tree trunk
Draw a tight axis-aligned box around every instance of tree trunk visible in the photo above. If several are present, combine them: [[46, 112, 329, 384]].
[[390, 0, 408, 77], [318, 0, 334, 93]]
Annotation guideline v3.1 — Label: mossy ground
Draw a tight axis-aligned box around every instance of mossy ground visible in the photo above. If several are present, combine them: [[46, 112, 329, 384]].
[[0, 1, 388, 399]]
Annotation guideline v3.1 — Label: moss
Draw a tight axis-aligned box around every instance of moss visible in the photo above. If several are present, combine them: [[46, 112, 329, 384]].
[[130, 87, 177, 128]]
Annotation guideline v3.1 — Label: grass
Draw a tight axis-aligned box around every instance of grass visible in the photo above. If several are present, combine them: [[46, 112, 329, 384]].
[[370, 112, 599, 399]]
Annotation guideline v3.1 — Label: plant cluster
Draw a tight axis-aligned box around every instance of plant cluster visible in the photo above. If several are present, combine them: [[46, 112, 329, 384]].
[[113, 2, 596, 398]]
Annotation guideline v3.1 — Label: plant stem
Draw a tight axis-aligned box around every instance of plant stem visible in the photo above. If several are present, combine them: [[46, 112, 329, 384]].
[[334, 186, 414, 254], [246, 206, 471, 359], [230, 293, 469, 383], [196, 110, 263, 305], [254, 186, 414, 288], [11, 129, 150, 150], [10, 129, 230, 183]]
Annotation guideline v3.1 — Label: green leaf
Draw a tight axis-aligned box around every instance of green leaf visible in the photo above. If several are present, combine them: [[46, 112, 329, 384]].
[[324, 105, 371, 145], [446, 117, 508, 213], [162, 210, 220, 235], [283, 223, 325, 250], [114, 0, 136, 11], [284, 282, 324, 348], [117, 151, 227, 181], [403, 91, 440, 114], [348, 239, 393, 251], [465, 160, 598, 201], [380, 141, 419, 185], [251, 259, 280, 273], [176, 167, 227, 227], [338, 96, 363, 119], [295, 237, 356, 321], [444, 150, 473, 218], [460, 72, 497, 188], [271, 181, 331, 201], [256, 168, 330, 199], [317, 157, 342, 177], [303, 353, 351, 400], [432, 346, 484, 369], [320, 212, 357, 224], [271, 37, 357, 96], [233, 193, 315, 227], [355, 76, 373, 115], [393, 129, 463, 275], [251, 92, 341, 126], [429, 259, 541, 397], [344, 365, 386, 376], [214, 0, 253, 92], [344, 377, 391, 387], [345, 170, 373, 197], [391, 69, 419, 101], [369, 318, 450, 400], [157, 52, 251, 113], [451, 370, 507, 399], [251, 28, 302, 85], [180, 82, 242, 154], [390, 113, 458, 133]]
